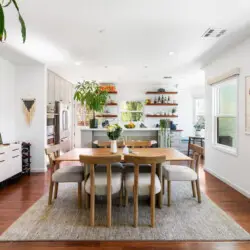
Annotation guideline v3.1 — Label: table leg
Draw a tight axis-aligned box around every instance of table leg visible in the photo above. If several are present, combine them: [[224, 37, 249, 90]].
[[84, 164, 90, 209], [90, 164, 95, 226], [157, 163, 162, 209], [187, 137, 191, 156], [107, 164, 112, 227]]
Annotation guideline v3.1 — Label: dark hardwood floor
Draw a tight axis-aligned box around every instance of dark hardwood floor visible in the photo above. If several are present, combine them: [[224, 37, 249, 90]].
[[0, 162, 249, 250]]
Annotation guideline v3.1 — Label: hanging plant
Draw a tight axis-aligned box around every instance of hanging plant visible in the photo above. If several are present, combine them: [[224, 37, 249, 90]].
[[0, 0, 26, 43]]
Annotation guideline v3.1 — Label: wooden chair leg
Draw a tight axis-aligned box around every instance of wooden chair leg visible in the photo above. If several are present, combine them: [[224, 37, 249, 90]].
[[107, 164, 112, 227], [90, 164, 95, 226], [196, 179, 202, 203], [151, 163, 156, 227], [119, 183, 123, 207], [191, 181, 196, 198], [162, 176, 165, 195], [167, 180, 171, 207], [48, 181, 54, 205], [54, 182, 58, 199], [78, 182, 82, 209], [125, 188, 128, 207], [133, 165, 139, 227]]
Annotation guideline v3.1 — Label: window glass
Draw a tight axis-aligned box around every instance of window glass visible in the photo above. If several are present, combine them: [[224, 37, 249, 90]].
[[217, 117, 236, 147], [219, 82, 237, 115], [120, 101, 143, 122]]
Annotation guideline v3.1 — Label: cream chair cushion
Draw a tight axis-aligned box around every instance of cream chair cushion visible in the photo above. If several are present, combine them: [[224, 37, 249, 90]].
[[163, 165, 197, 181], [85, 172, 122, 195], [52, 165, 84, 183], [125, 173, 161, 195]]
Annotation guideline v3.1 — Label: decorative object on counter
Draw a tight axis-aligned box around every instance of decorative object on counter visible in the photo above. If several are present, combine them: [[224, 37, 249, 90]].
[[102, 120, 110, 128], [22, 142, 31, 175], [22, 98, 36, 126], [170, 121, 177, 130], [0, 132, 2, 144], [107, 124, 123, 153], [158, 88, 165, 92], [194, 116, 205, 136], [124, 122, 135, 129], [0, 0, 26, 43], [159, 119, 171, 148], [123, 145, 129, 155], [74, 81, 109, 128], [140, 123, 147, 128]]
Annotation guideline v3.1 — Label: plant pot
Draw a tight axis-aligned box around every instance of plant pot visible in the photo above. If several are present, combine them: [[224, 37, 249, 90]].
[[195, 130, 201, 137], [110, 140, 117, 154], [89, 119, 98, 128]]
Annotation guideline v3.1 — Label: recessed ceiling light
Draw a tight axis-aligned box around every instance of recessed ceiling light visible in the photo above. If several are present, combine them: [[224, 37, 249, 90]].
[[75, 61, 82, 66], [105, 66, 108, 68], [144, 65, 148, 68], [169, 52, 174, 56]]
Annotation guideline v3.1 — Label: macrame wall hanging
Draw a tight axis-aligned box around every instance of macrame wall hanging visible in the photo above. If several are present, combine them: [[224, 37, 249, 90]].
[[22, 98, 36, 126]]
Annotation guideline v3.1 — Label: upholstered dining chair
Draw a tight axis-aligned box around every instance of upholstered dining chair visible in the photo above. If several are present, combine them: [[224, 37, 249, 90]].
[[79, 154, 122, 227], [124, 154, 166, 227], [45, 144, 84, 208], [123, 140, 156, 206], [162, 143, 204, 206]]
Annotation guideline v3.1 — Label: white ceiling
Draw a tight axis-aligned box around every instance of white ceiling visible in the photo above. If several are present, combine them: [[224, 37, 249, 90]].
[[3, 0, 250, 86]]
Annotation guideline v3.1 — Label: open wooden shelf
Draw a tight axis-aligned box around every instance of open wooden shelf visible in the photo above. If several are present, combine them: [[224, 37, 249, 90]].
[[146, 114, 178, 118], [146, 91, 178, 95], [107, 91, 118, 94], [145, 103, 178, 106], [96, 114, 118, 118], [105, 103, 118, 106]]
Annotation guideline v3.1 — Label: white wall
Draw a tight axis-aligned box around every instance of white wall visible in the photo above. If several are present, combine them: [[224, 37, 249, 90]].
[[204, 37, 250, 198], [15, 65, 47, 172], [0, 58, 16, 142]]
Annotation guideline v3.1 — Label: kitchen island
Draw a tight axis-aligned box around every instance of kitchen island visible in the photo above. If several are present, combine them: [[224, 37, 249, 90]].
[[81, 128, 183, 148]]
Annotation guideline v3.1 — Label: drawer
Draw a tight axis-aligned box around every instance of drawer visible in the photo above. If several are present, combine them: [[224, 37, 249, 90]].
[[9, 144, 21, 157], [0, 160, 9, 182], [11, 154, 22, 176]]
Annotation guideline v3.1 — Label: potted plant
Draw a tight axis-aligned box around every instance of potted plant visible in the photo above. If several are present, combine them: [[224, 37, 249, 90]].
[[0, 0, 26, 43], [194, 116, 205, 136], [74, 81, 109, 128], [172, 107, 176, 116], [107, 124, 123, 153]]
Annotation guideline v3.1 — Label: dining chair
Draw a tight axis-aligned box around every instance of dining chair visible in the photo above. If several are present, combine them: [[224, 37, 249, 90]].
[[124, 154, 166, 227], [162, 143, 203, 206], [79, 154, 122, 227], [123, 140, 155, 206], [45, 144, 84, 208]]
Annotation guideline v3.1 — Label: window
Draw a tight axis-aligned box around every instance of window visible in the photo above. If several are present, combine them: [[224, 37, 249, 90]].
[[194, 98, 205, 122], [212, 77, 238, 154], [76, 103, 92, 126], [120, 101, 143, 122]]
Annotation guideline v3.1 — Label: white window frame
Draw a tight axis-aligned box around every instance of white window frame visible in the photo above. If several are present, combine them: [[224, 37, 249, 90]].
[[212, 77, 238, 156]]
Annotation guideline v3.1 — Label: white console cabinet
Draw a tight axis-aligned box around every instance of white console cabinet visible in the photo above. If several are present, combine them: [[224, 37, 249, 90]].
[[0, 144, 22, 182]]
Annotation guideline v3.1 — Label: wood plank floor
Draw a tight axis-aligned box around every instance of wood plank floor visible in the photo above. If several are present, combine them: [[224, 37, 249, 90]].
[[0, 163, 249, 250]]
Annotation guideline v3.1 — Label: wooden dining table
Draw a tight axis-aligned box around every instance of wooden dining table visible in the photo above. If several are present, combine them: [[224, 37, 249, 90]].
[[55, 147, 192, 210]]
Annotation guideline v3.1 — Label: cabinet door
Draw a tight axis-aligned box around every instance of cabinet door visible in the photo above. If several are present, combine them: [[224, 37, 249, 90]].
[[0, 160, 8, 182], [47, 71, 55, 104], [11, 155, 22, 176], [54, 75, 61, 102], [68, 82, 73, 104]]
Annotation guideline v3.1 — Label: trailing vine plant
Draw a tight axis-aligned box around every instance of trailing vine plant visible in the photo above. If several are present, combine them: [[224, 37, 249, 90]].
[[0, 0, 26, 43]]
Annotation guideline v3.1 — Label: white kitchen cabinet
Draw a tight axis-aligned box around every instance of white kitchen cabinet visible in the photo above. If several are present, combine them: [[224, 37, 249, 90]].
[[47, 71, 55, 105], [54, 75, 61, 102], [0, 144, 22, 182]]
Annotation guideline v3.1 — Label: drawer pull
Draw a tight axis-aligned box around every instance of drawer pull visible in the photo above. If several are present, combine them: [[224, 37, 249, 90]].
[[0, 152, 4, 155], [0, 160, 5, 163], [12, 155, 20, 158], [12, 148, 19, 151]]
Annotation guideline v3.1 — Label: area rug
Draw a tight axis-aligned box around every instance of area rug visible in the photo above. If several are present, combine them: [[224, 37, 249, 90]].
[[1, 182, 249, 241]]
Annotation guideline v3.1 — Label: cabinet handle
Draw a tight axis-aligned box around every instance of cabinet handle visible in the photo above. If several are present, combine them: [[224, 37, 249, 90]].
[[0, 152, 4, 155], [12, 148, 19, 151], [0, 160, 5, 163], [12, 155, 20, 158]]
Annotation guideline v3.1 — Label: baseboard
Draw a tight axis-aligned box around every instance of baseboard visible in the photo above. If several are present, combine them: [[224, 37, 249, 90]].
[[30, 168, 47, 173], [204, 167, 250, 199]]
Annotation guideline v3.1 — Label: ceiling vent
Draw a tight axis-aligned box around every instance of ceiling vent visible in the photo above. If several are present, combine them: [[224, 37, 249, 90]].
[[202, 28, 227, 38], [163, 76, 172, 79]]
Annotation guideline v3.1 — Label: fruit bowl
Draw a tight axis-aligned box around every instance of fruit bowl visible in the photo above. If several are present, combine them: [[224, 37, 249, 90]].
[[124, 122, 136, 129]]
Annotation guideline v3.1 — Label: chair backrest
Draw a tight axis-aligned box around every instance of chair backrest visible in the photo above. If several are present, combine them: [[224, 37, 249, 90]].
[[45, 144, 61, 168], [125, 140, 152, 148], [79, 154, 122, 165], [189, 143, 204, 172], [93, 140, 124, 148], [124, 154, 166, 165]]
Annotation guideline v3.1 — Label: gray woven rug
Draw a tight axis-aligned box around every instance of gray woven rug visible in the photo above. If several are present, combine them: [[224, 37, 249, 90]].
[[1, 182, 249, 241]]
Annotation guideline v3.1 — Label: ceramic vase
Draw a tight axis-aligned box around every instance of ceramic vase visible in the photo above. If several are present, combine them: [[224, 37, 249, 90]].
[[110, 140, 117, 153]]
